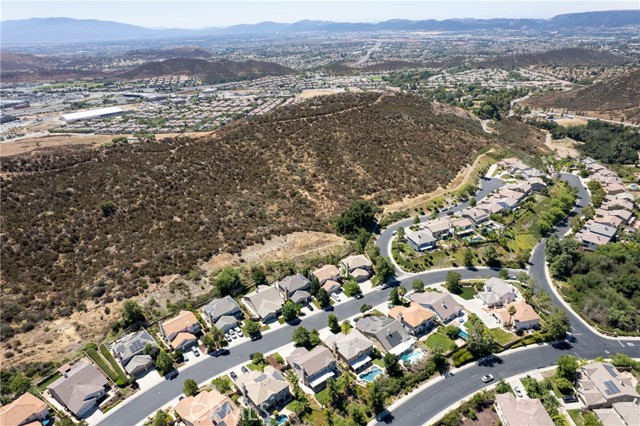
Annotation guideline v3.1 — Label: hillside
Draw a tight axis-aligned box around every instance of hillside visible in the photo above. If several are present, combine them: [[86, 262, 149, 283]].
[[476, 48, 630, 69], [0, 93, 543, 338], [116, 58, 293, 83], [523, 69, 640, 123]]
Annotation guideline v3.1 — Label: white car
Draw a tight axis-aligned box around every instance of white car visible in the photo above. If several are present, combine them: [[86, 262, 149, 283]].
[[331, 293, 340, 302], [514, 386, 524, 398]]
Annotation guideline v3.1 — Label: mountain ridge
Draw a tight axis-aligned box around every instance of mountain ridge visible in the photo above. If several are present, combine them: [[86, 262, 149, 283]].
[[2, 10, 639, 44]]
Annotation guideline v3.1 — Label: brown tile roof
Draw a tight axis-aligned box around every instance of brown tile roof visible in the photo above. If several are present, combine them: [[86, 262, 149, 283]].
[[388, 303, 435, 328], [161, 310, 199, 338], [175, 390, 239, 426], [0, 393, 47, 426]]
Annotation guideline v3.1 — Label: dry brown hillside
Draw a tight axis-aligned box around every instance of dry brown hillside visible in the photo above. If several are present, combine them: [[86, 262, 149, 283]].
[[0, 92, 542, 339], [523, 69, 640, 123]]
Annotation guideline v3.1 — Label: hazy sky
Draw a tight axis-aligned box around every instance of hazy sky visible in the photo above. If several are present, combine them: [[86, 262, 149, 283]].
[[2, 1, 638, 28]]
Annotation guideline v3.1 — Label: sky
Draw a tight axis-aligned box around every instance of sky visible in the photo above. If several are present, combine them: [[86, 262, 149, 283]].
[[1, 0, 638, 29]]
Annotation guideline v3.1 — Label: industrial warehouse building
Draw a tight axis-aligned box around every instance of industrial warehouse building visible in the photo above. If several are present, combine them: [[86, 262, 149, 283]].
[[61, 106, 126, 122]]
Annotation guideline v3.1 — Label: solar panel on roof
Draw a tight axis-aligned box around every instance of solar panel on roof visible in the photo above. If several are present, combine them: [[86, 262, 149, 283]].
[[603, 364, 619, 377], [212, 402, 234, 421], [604, 380, 620, 395]]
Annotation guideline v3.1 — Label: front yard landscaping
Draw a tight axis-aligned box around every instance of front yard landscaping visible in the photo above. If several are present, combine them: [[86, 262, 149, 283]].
[[490, 328, 518, 346], [459, 286, 478, 300], [425, 330, 457, 352]]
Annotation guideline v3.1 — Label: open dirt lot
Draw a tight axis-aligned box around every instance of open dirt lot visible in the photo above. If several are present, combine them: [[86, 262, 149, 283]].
[[555, 117, 588, 127], [297, 89, 343, 99], [201, 231, 349, 272]]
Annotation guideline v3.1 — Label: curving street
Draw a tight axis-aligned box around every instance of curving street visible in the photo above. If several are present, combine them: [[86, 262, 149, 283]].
[[98, 172, 640, 426], [374, 172, 640, 425]]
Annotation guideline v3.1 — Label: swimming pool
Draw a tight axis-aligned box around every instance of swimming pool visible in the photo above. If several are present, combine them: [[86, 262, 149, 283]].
[[275, 414, 288, 425], [458, 329, 469, 340], [630, 184, 639, 191], [400, 348, 424, 365], [359, 366, 383, 383]]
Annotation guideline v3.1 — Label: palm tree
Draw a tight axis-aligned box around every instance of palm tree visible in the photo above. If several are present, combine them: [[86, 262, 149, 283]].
[[507, 305, 517, 329]]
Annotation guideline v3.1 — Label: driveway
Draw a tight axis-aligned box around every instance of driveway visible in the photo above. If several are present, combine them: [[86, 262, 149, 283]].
[[452, 296, 502, 329]]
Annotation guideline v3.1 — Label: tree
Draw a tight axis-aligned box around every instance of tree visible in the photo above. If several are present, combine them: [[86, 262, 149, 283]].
[[309, 276, 320, 297], [152, 410, 168, 426], [203, 326, 227, 352], [499, 268, 509, 280], [555, 378, 574, 394], [183, 378, 199, 397], [328, 314, 340, 334], [99, 200, 117, 217], [495, 380, 511, 394], [343, 281, 362, 297], [368, 382, 385, 414], [155, 350, 173, 375], [215, 267, 243, 296], [281, 301, 299, 322], [412, 280, 424, 293], [444, 324, 460, 340], [467, 324, 495, 356], [316, 288, 331, 309], [348, 404, 367, 426], [334, 200, 377, 238], [543, 308, 570, 341], [373, 255, 395, 283], [341, 320, 353, 334], [445, 271, 462, 294], [326, 377, 338, 405], [8, 372, 31, 396], [383, 353, 402, 377], [292, 327, 311, 348], [243, 320, 260, 337], [143, 342, 159, 359], [360, 304, 370, 313], [251, 267, 267, 286], [556, 355, 579, 382], [398, 285, 407, 298], [389, 288, 401, 306], [485, 245, 499, 266], [507, 305, 517, 326], [122, 300, 145, 327], [469, 197, 477, 207], [583, 411, 603, 426], [238, 407, 263, 426], [252, 352, 265, 365], [463, 248, 474, 267]]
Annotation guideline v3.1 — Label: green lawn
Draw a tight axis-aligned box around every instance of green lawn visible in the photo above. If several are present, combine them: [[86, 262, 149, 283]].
[[459, 286, 477, 300], [246, 362, 265, 372], [425, 332, 457, 352], [85, 348, 119, 382], [490, 328, 518, 345], [567, 409, 584, 426], [100, 344, 128, 381], [315, 387, 331, 406], [372, 359, 385, 368], [36, 373, 61, 391]]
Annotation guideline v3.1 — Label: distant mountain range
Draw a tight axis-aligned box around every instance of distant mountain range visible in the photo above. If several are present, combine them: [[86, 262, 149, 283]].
[[2, 10, 639, 44]]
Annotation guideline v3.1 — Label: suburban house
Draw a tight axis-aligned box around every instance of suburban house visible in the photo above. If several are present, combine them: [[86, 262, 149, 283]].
[[609, 209, 634, 224], [275, 273, 312, 303], [586, 222, 618, 239], [594, 402, 640, 426], [341, 255, 373, 274], [355, 316, 413, 355], [594, 214, 624, 228], [312, 265, 341, 285], [111, 329, 157, 376], [48, 360, 109, 419], [409, 291, 463, 324], [528, 177, 547, 192], [202, 296, 242, 329], [577, 362, 640, 409], [575, 231, 612, 251], [243, 285, 285, 322], [325, 329, 374, 372], [478, 278, 516, 308], [451, 217, 474, 236], [174, 389, 239, 426], [322, 279, 342, 294], [495, 393, 554, 426], [388, 303, 436, 336], [461, 208, 489, 225], [0, 392, 49, 426], [424, 218, 451, 239], [286, 346, 339, 392], [160, 310, 201, 351], [492, 300, 541, 331], [236, 366, 292, 412], [405, 229, 437, 252]]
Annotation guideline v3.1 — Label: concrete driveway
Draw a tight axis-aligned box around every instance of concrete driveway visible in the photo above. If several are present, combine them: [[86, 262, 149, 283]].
[[453, 296, 502, 329]]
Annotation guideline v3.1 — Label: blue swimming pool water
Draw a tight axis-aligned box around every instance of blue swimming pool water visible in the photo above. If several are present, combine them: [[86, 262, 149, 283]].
[[458, 329, 469, 340], [400, 349, 424, 365], [359, 366, 383, 382], [276, 414, 288, 425]]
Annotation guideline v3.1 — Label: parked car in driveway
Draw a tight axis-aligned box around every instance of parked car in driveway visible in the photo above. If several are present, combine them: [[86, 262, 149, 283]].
[[193, 347, 200, 357], [562, 394, 578, 403], [481, 374, 494, 383], [241, 366, 249, 374], [514, 386, 524, 398], [354, 293, 363, 299], [230, 371, 238, 381]]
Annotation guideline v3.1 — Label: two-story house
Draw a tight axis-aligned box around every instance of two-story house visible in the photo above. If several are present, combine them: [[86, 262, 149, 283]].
[[325, 329, 374, 372], [160, 310, 201, 351], [236, 366, 292, 413], [286, 346, 339, 393]]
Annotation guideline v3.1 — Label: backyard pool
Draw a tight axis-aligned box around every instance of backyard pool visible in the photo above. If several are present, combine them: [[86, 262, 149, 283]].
[[458, 329, 469, 340], [275, 414, 288, 425], [630, 184, 639, 191], [400, 348, 425, 365], [359, 366, 383, 383]]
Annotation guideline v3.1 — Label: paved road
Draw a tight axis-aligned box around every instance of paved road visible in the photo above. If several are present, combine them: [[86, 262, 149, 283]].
[[375, 172, 640, 425], [376, 177, 505, 262]]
